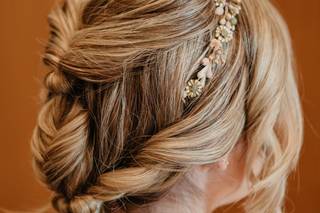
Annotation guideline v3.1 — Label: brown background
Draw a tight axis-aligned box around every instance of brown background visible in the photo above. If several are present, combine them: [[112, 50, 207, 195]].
[[0, 0, 319, 212]]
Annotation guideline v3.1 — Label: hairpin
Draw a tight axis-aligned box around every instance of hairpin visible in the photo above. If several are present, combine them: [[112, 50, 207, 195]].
[[183, 0, 242, 102]]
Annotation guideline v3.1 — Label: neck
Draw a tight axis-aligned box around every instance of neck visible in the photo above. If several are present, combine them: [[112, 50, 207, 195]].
[[126, 168, 211, 213]]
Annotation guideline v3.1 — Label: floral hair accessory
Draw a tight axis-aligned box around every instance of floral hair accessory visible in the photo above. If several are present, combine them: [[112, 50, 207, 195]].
[[183, 0, 242, 102]]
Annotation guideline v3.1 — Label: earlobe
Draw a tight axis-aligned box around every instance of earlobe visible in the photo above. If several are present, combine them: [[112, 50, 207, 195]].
[[199, 155, 230, 172], [217, 156, 230, 171]]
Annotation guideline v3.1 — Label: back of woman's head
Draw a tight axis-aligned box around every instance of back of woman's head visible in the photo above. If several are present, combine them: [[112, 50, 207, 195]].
[[31, 0, 303, 212]]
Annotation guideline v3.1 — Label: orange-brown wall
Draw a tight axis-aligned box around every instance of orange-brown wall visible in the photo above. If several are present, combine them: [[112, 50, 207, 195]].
[[0, 1, 319, 212]]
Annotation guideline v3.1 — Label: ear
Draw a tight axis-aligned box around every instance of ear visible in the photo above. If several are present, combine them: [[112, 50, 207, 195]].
[[216, 157, 229, 171], [200, 155, 230, 172]]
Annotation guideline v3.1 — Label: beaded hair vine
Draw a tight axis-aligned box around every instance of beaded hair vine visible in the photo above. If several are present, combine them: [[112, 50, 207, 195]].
[[183, 0, 242, 102]]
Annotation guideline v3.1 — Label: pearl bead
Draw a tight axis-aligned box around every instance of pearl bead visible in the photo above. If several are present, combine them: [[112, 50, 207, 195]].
[[215, 6, 224, 16], [219, 18, 226, 25]]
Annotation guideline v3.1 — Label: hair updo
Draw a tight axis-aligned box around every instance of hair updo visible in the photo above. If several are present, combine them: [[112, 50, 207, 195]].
[[31, 0, 303, 212]]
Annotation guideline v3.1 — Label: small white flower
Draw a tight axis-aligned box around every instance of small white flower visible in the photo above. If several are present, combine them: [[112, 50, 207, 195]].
[[184, 79, 203, 98]]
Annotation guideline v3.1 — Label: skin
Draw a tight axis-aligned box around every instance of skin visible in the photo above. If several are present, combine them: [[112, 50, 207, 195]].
[[201, 140, 253, 212], [130, 139, 264, 213]]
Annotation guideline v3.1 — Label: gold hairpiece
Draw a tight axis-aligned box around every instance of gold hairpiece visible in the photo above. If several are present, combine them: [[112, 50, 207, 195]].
[[183, 0, 242, 102]]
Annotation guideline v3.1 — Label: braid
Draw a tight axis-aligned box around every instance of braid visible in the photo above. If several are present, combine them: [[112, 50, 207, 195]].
[[31, 0, 101, 211], [31, 96, 98, 210]]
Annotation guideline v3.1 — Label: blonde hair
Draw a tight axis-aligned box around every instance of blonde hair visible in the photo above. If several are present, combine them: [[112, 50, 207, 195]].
[[31, 0, 303, 212]]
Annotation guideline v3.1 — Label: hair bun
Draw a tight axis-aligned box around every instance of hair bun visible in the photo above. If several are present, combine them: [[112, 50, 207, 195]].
[[45, 71, 72, 94], [52, 194, 103, 213]]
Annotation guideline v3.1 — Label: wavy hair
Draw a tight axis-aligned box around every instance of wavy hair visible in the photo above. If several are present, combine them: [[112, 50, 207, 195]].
[[31, 0, 303, 212]]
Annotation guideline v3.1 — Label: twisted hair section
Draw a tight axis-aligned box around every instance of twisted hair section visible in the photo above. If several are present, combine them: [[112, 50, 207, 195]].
[[31, 0, 98, 211], [30, 0, 303, 212]]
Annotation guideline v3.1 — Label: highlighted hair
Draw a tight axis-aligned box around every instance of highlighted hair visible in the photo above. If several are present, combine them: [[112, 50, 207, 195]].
[[31, 0, 303, 212]]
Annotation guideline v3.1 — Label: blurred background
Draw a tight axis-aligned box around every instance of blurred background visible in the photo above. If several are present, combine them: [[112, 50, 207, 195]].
[[0, 0, 319, 212]]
